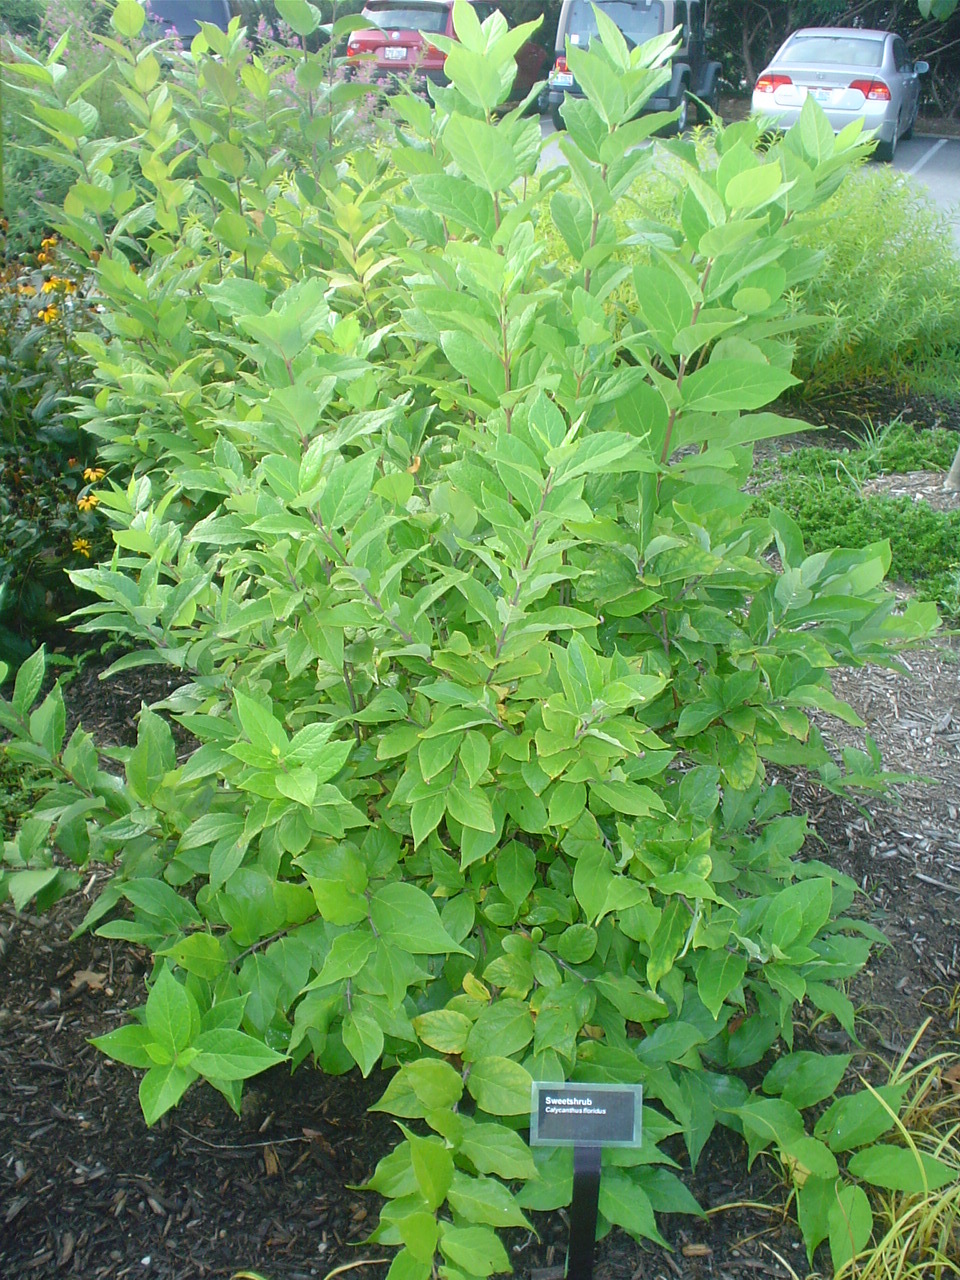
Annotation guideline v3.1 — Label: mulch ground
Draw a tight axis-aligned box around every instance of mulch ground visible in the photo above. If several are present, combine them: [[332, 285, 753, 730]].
[[2, 388, 960, 1280]]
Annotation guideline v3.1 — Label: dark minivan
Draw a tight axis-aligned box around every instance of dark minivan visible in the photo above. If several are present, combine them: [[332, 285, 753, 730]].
[[144, 0, 236, 39], [542, 0, 721, 132]]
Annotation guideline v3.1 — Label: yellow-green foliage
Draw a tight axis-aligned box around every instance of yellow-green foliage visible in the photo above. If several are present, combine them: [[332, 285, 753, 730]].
[[778, 167, 960, 392]]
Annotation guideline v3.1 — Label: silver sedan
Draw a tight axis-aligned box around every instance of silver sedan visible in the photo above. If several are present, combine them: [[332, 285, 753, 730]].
[[751, 28, 928, 162]]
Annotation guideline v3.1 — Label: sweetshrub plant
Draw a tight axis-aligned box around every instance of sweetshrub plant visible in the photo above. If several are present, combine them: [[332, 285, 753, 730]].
[[1, 2, 947, 1274]]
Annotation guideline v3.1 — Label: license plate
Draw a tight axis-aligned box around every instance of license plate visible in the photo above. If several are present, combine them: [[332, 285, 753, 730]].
[[552, 72, 574, 87], [383, 46, 407, 61], [806, 87, 830, 101]]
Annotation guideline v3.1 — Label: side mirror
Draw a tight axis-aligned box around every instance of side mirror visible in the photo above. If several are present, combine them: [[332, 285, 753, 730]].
[[914, 59, 929, 74]]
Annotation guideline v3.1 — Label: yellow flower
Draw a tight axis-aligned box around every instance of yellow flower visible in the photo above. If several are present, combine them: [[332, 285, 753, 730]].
[[83, 467, 106, 482], [37, 252, 50, 265], [41, 235, 58, 249], [42, 277, 77, 295], [77, 493, 100, 512], [17, 284, 37, 297], [38, 305, 58, 323], [72, 538, 91, 558]]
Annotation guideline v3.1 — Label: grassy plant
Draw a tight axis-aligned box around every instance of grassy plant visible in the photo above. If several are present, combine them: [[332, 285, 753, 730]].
[[790, 168, 960, 394], [831, 1038, 960, 1280]]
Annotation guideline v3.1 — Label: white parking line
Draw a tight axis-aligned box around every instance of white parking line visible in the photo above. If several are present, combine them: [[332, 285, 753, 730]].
[[907, 138, 947, 177]]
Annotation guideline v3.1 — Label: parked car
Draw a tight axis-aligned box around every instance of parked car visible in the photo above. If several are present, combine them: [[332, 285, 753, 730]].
[[541, 0, 721, 133], [143, 0, 236, 39], [346, 0, 546, 97], [751, 28, 928, 162]]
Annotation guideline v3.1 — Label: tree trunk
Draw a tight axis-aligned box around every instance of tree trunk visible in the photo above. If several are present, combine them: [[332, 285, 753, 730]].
[[945, 439, 960, 492]]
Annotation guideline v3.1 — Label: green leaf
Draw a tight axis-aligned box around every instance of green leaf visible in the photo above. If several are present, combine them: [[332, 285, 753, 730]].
[[447, 1170, 530, 1227], [458, 1119, 537, 1179], [464, 1000, 534, 1062], [496, 843, 536, 907], [8, 868, 61, 912], [779, 1135, 838, 1186], [311, 931, 375, 986], [405, 1129, 454, 1211], [91, 1023, 156, 1069], [343, 1005, 385, 1077], [274, 0, 322, 36], [466, 1055, 533, 1115], [598, 1170, 668, 1248], [828, 1184, 872, 1273], [681, 361, 798, 412], [370, 883, 468, 955], [139, 1062, 197, 1126], [412, 1009, 473, 1054], [763, 1052, 851, 1111], [145, 967, 198, 1056], [158, 933, 228, 980], [439, 1224, 510, 1277], [191, 1030, 287, 1081], [445, 780, 496, 834], [557, 924, 597, 964], [374, 1060, 465, 1118], [12, 647, 45, 719], [442, 116, 518, 194], [847, 1144, 957, 1192], [694, 951, 747, 1018], [815, 1084, 908, 1153], [459, 732, 491, 789], [112, 0, 146, 38]]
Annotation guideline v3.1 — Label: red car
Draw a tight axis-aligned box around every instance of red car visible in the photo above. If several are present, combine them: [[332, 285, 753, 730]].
[[347, 0, 546, 96]]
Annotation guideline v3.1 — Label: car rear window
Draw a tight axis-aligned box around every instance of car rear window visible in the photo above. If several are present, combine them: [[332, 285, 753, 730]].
[[566, 0, 664, 49], [778, 35, 884, 69], [146, 0, 231, 32], [362, 2, 450, 32]]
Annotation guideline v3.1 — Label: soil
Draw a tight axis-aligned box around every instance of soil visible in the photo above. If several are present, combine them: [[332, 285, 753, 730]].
[[2, 390, 960, 1280]]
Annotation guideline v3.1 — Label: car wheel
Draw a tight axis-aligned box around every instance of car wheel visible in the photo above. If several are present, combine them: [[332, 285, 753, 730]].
[[551, 106, 565, 132], [876, 114, 898, 163]]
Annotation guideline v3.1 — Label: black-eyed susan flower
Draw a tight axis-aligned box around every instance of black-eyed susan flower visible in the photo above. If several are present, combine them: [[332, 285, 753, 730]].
[[38, 304, 59, 323], [72, 538, 92, 557], [83, 467, 106, 482], [18, 283, 37, 297], [77, 493, 100, 512]]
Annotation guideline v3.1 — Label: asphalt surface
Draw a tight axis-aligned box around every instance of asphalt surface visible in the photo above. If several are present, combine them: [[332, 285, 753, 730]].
[[894, 136, 960, 252], [538, 117, 960, 253]]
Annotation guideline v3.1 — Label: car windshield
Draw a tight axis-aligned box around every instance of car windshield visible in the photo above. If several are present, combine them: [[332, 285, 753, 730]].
[[362, 2, 449, 32], [566, 0, 664, 49], [778, 35, 885, 68], [146, 0, 230, 32]]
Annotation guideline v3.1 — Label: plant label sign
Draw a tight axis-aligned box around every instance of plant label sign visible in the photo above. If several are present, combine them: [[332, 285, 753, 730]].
[[530, 1084, 644, 1280], [530, 1081, 643, 1148]]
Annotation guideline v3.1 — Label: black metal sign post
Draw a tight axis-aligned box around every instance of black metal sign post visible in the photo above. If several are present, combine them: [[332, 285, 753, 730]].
[[530, 1083, 643, 1280], [567, 1146, 602, 1280]]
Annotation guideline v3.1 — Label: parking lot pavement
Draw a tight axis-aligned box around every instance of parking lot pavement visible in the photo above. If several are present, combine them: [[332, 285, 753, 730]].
[[894, 137, 960, 254]]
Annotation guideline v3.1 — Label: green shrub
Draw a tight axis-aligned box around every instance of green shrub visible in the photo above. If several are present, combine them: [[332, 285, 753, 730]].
[[789, 167, 960, 393], [0, 5, 946, 1277]]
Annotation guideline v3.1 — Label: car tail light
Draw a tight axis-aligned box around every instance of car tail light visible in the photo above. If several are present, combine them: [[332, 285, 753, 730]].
[[425, 43, 443, 56], [849, 78, 891, 100], [554, 56, 568, 74], [755, 72, 792, 93], [347, 38, 360, 55]]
